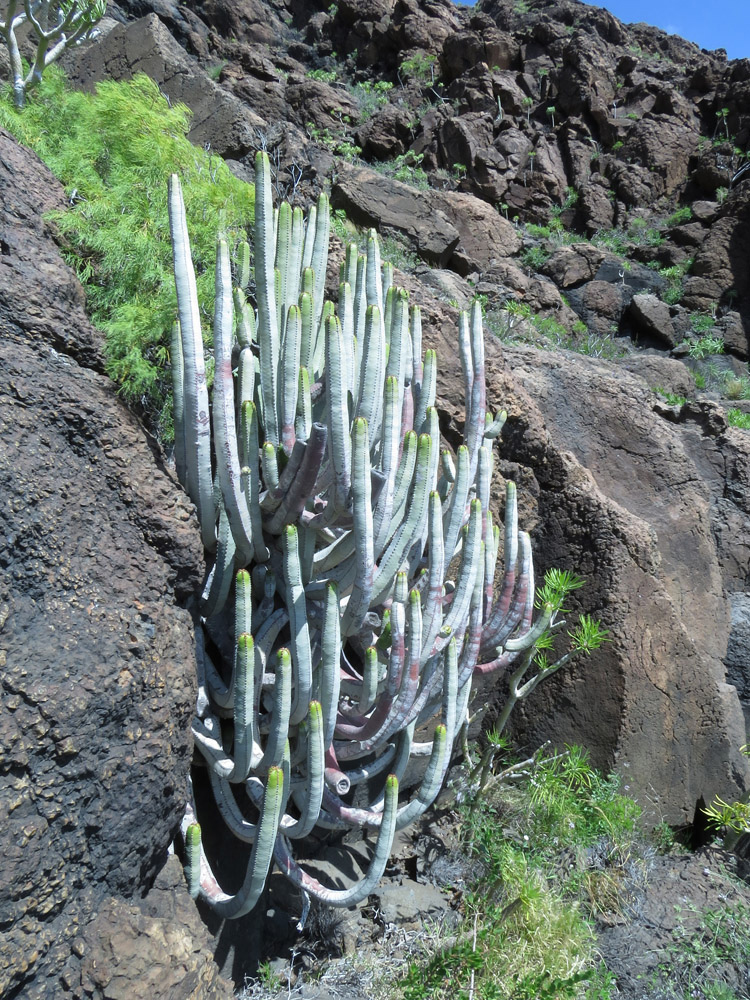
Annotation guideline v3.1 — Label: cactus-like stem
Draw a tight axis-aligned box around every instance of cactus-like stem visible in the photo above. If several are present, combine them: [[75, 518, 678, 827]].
[[173, 150, 597, 916], [167, 175, 216, 550], [201, 766, 284, 918]]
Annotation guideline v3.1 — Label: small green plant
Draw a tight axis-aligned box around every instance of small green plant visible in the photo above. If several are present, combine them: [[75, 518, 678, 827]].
[[521, 245, 551, 271], [591, 227, 629, 255], [658, 259, 693, 305], [666, 205, 693, 227], [715, 105, 730, 139], [525, 222, 551, 238], [727, 409, 750, 429], [306, 121, 361, 160], [653, 387, 687, 406], [351, 79, 393, 119], [307, 67, 338, 83], [334, 138, 362, 160], [379, 231, 421, 272], [375, 151, 429, 190], [690, 311, 717, 334], [546, 105, 556, 127], [651, 821, 677, 854], [723, 374, 750, 400], [452, 161, 467, 180], [521, 95, 534, 122], [207, 60, 228, 81], [626, 111, 639, 120], [648, 900, 750, 999], [612, 140, 624, 151], [397, 744, 641, 1000], [399, 50, 437, 84], [685, 334, 725, 359], [693, 371, 707, 389]]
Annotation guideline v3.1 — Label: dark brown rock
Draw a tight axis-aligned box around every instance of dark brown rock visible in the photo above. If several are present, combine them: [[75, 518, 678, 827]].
[[0, 132, 225, 999], [356, 103, 415, 160], [285, 78, 360, 133], [398, 276, 750, 823], [430, 189, 522, 274], [627, 292, 676, 348], [616, 115, 700, 200], [565, 279, 629, 336], [670, 221, 708, 249], [486, 346, 749, 823], [73, 857, 231, 999], [682, 186, 750, 353], [331, 162, 460, 265], [579, 174, 616, 234], [542, 244, 606, 288]]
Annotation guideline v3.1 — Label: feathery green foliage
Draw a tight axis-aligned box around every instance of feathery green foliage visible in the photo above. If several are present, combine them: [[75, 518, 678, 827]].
[[0, 68, 254, 437]]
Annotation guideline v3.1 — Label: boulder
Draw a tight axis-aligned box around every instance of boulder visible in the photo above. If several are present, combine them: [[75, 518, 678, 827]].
[[542, 244, 606, 288], [381, 269, 750, 826], [483, 347, 749, 824], [430, 189, 522, 274], [331, 163, 460, 265], [682, 186, 750, 354], [627, 292, 676, 348], [0, 132, 229, 998], [565, 279, 630, 336], [616, 115, 701, 201], [356, 102, 415, 160], [285, 78, 360, 133]]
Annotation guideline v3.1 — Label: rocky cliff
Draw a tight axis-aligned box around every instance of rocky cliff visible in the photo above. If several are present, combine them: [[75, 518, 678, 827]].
[[2, 0, 750, 995]]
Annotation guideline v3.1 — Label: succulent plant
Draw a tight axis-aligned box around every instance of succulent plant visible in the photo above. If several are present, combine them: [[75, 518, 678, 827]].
[[171, 151, 604, 916]]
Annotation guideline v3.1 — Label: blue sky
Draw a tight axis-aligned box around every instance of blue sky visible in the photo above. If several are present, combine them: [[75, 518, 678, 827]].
[[578, 1, 750, 60]]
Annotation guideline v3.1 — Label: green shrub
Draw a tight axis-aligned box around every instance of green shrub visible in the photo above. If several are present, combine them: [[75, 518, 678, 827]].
[[690, 311, 717, 334], [685, 335, 725, 359], [379, 232, 421, 272], [521, 245, 551, 270], [658, 259, 693, 305], [373, 151, 429, 190], [666, 205, 693, 227], [654, 387, 688, 407], [525, 222, 552, 238], [399, 51, 437, 83], [0, 68, 254, 438], [307, 68, 338, 83], [351, 79, 393, 119], [396, 746, 643, 1000], [727, 409, 750, 429]]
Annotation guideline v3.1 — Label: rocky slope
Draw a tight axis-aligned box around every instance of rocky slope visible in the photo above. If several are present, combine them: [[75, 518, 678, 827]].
[[2, 0, 750, 996]]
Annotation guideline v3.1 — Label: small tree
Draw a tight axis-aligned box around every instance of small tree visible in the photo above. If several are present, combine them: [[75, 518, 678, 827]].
[[1, 1, 105, 109]]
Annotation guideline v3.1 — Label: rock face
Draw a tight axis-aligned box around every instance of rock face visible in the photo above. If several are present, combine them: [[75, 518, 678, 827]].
[[492, 348, 749, 821], [0, 131, 231, 999], [408, 282, 750, 825]]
